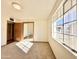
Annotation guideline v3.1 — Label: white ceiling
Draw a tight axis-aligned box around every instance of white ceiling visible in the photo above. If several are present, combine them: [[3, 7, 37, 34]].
[[2, 0, 58, 20]]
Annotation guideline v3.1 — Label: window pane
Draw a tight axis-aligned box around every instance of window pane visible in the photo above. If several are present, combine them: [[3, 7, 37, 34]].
[[69, 6, 77, 22], [64, 21, 77, 35], [64, 35, 70, 46], [64, 0, 72, 12], [60, 6, 63, 16], [63, 5, 77, 51], [64, 12, 69, 23], [53, 16, 64, 42], [70, 36, 77, 50], [72, 0, 76, 6], [64, 24, 70, 34], [69, 21, 77, 36], [56, 17, 64, 33], [54, 33, 63, 42]]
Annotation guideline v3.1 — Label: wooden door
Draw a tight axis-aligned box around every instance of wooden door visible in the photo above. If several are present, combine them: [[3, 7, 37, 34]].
[[7, 22, 14, 44], [14, 23, 24, 41]]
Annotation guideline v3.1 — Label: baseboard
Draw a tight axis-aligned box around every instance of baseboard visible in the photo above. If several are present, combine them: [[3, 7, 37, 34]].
[[1, 44, 6, 47], [30, 41, 48, 43]]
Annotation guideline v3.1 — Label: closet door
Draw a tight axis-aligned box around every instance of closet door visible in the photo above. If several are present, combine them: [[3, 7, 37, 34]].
[[14, 23, 24, 41], [7, 22, 14, 44]]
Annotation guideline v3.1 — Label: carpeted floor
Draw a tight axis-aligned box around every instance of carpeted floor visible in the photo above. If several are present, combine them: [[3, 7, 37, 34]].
[[1, 42, 56, 59]]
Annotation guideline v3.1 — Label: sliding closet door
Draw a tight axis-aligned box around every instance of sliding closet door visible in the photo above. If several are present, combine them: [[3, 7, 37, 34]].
[[14, 23, 24, 41]]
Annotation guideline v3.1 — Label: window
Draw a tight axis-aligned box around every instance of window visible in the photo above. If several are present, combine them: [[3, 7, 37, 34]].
[[64, 6, 77, 51], [64, 0, 72, 12], [72, 0, 77, 6], [52, 0, 77, 53], [53, 16, 64, 42]]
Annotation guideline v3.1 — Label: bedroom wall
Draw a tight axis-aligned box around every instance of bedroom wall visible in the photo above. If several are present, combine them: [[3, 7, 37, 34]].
[[1, 19, 48, 46], [15, 19, 48, 42]]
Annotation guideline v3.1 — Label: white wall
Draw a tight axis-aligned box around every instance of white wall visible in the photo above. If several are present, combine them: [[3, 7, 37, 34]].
[[15, 19, 48, 42], [1, 0, 56, 46], [1, 19, 48, 46], [34, 20, 48, 42], [1, 17, 7, 46], [48, 19, 77, 59], [1, 0, 62, 46]]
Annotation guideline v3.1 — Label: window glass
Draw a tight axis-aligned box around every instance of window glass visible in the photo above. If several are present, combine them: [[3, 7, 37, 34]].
[[64, 35, 70, 46], [69, 6, 77, 22], [70, 36, 77, 50], [60, 6, 63, 16], [64, 0, 72, 12], [64, 6, 76, 23], [64, 5, 77, 51], [56, 17, 64, 34], [53, 16, 64, 42], [64, 24, 70, 35], [64, 12, 69, 23], [72, 0, 76, 6], [56, 33, 63, 42], [69, 21, 77, 36]]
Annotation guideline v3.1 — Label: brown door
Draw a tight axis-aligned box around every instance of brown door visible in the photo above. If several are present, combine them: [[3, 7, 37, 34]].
[[14, 23, 24, 41], [7, 21, 14, 44]]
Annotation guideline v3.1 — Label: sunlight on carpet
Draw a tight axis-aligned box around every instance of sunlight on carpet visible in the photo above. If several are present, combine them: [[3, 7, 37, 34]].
[[16, 40, 33, 53]]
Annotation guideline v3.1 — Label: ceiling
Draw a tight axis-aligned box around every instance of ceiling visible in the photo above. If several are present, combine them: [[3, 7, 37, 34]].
[[2, 0, 61, 20]]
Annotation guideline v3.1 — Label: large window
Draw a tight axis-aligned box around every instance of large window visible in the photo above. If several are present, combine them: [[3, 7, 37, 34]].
[[53, 16, 64, 42], [64, 6, 77, 51], [53, 0, 77, 53]]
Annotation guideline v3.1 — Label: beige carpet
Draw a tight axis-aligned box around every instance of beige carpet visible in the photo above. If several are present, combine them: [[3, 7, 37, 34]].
[[1, 42, 56, 59]]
